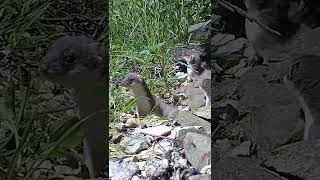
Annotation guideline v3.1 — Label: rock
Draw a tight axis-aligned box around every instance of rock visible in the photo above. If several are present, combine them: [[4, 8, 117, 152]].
[[227, 141, 253, 157], [223, 57, 251, 78], [171, 126, 204, 141], [194, 106, 211, 119], [214, 99, 238, 109], [151, 139, 174, 154], [214, 138, 235, 158], [109, 160, 137, 180], [53, 165, 79, 175], [213, 78, 239, 102], [175, 111, 211, 132], [124, 117, 140, 128], [32, 168, 57, 180], [111, 132, 124, 144], [188, 174, 211, 180], [137, 125, 173, 136], [174, 82, 206, 110], [179, 106, 191, 112], [136, 161, 146, 171], [215, 38, 247, 55], [118, 112, 135, 123], [131, 175, 142, 180], [120, 136, 129, 147], [213, 103, 239, 123], [39, 160, 53, 169], [211, 33, 235, 46], [188, 20, 211, 33], [225, 58, 247, 75], [239, 66, 304, 154], [264, 140, 320, 180], [183, 132, 213, 171], [115, 123, 126, 132], [127, 134, 150, 154], [123, 156, 139, 163], [213, 157, 288, 180], [234, 66, 252, 78], [144, 159, 170, 177], [168, 149, 189, 168]]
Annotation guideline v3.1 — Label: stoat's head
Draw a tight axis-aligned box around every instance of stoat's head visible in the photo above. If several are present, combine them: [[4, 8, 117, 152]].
[[121, 73, 145, 89], [182, 49, 206, 74], [39, 35, 105, 88]]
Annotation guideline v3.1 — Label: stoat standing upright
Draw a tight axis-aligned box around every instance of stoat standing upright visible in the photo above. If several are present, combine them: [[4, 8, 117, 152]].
[[183, 49, 211, 107], [39, 35, 107, 177], [121, 73, 179, 120]]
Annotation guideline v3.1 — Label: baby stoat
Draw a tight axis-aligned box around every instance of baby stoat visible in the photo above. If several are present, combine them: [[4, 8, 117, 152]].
[[183, 49, 211, 107], [121, 73, 179, 120], [39, 35, 107, 177]]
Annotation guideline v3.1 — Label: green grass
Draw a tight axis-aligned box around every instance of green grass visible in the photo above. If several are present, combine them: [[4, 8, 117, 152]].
[[0, 0, 107, 179], [109, 0, 210, 121]]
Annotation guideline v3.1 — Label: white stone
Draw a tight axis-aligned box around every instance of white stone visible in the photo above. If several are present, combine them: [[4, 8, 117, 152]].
[[137, 125, 173, 136]]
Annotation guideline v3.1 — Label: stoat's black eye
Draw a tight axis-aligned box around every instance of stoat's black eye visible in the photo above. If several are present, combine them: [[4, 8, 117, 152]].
[[63, 55, 75, 64]]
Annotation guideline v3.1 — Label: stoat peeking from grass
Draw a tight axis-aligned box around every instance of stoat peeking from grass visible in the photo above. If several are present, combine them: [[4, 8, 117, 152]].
[[39, 35, 107, 178], [121, 73, 179, 120], [182, 49, 211, 107]]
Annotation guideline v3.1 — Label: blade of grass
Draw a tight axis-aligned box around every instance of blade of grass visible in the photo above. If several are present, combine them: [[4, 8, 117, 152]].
[[22, 110, 107, 180], [6, 82, 32, 180]]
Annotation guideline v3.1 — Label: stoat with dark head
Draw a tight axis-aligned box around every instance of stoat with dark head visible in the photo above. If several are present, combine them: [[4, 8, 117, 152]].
[[183, 49, 211, 107], [39, 35, 107, 177], [121, 73, 179, 120], [284, 55, 320, 140]]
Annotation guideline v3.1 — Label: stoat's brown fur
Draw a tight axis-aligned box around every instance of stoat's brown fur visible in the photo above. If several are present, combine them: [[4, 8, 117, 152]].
[[122, 73, 179, 120]]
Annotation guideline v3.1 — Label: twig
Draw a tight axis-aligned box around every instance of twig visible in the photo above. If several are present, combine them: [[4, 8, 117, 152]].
[[216, 0, 282, 37]]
